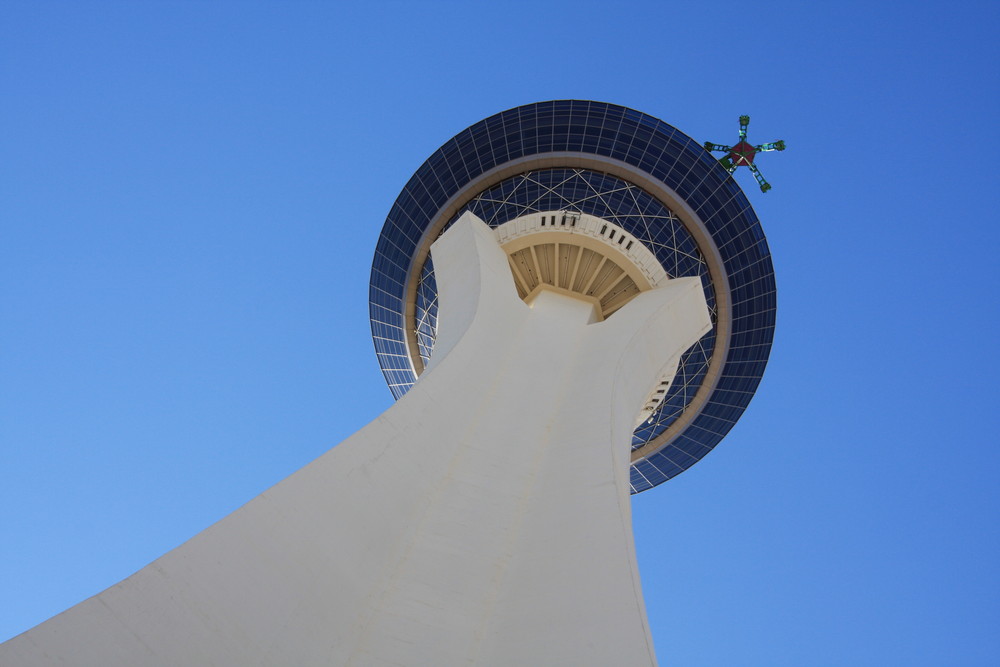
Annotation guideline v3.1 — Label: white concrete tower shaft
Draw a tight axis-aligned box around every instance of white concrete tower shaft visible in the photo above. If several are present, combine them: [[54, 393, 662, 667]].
[[0, 212, 710, 666]]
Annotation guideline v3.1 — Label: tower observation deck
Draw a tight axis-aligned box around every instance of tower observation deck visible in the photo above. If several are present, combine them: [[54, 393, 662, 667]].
[[371, 100, 777, 492]]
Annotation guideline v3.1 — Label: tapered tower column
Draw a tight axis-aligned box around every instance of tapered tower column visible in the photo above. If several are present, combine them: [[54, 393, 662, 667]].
[[4, 101, 779, 666], [0, 213, 709, 666]]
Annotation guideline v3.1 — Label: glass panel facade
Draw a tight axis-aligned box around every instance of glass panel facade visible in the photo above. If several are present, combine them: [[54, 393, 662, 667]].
[[369, 101, 776, 493]]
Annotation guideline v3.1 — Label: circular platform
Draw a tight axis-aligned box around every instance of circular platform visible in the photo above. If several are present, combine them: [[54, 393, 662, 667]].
[[370, 101, 776, 493]]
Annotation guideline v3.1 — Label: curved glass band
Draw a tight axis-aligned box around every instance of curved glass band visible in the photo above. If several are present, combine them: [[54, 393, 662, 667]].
[[370, 101, 776, 493]]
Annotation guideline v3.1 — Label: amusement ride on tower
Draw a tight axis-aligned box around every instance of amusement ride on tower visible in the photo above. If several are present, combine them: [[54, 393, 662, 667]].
[[703, 114, 786, 192]]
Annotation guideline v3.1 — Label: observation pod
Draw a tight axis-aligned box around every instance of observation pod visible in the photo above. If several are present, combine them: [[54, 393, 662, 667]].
[[371, 100, 777, 493]]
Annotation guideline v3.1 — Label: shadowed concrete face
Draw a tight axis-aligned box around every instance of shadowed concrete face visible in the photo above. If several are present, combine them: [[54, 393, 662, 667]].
[[0, 213, 710, 667]]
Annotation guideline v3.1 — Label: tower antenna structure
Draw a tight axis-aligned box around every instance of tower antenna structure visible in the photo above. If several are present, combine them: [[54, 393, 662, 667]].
[[704, 115, 786, 192]]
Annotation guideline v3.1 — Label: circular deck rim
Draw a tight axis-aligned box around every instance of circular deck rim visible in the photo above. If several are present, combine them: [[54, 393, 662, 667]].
[[369, 100, 776, 493]]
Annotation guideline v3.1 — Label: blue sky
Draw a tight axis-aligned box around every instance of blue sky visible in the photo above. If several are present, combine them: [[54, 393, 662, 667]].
[[2, 1, 998, 664]]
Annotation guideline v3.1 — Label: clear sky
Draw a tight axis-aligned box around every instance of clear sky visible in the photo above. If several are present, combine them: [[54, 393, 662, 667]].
[[2, 1, 998, 664]]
